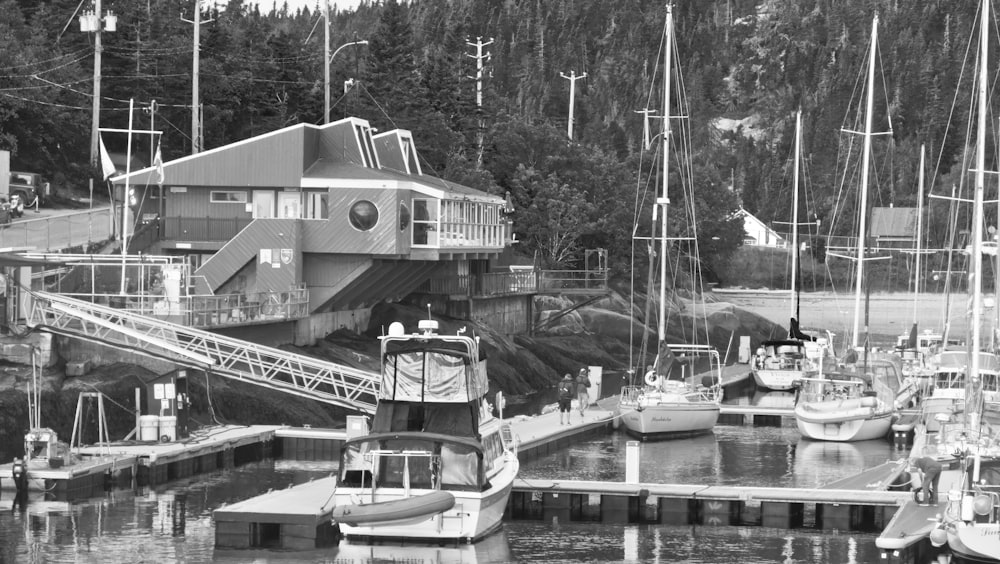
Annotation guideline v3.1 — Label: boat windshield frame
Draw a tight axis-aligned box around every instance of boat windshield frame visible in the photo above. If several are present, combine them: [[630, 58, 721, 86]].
[[339, 431, 485, 494]]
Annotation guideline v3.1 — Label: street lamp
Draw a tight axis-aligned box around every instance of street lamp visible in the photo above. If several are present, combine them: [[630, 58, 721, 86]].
[[80, 2, 117, 169], [325, 40, 367, 124]]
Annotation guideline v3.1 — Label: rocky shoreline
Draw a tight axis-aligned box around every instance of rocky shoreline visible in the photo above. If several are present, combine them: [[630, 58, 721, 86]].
[[0, 293, 781, 463]]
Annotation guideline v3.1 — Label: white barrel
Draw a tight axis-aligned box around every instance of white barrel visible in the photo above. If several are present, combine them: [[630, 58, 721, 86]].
[[139, 415, 160, 441], [159, 415, 177, 442]]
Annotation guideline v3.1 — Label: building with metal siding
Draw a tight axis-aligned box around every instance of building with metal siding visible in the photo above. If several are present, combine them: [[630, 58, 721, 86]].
[[111, 116, 511, 335]]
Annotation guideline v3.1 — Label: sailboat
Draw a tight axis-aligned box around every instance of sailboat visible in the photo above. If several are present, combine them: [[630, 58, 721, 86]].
[[933, 0, 1000, 560], [793, 15, 897, 443], [894, 146, 941, 366], [752, 111, 826, 391], [616, 5, 723, 441]]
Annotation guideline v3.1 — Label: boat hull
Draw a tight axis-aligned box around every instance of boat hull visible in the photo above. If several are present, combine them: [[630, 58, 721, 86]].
[[333, 458, 518, 543], [619, 402, 719, 440], [948, 523, 1000, 563], [752, 368, 809, 391], [794, 399, 893, 442]]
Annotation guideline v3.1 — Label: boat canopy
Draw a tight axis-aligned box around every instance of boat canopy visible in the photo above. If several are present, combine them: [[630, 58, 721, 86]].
[[380, 336, 489, 403]]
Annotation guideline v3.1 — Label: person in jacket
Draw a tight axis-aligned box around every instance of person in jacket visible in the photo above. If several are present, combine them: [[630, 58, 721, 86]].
[[576, 368, 592, 417], [558, 373, 575, 425]]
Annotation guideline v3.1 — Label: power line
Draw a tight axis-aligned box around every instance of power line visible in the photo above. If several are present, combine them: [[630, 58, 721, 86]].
[[0, 48, 92, 72]]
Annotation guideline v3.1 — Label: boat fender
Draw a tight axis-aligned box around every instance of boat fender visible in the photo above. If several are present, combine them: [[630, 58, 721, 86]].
[[860, 396, 878, 408]]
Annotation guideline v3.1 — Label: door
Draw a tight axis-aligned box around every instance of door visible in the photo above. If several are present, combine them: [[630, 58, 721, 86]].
[[278, 192, 301, 219], [252, 191, 275, 218]]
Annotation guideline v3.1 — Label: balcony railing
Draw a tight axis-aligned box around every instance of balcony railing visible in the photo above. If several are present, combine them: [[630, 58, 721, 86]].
[[537, 269, 608, 292], [162, 217, 253, 242]]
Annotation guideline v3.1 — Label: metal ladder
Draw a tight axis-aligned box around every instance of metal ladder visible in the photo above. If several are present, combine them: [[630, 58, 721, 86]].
[[26, 291, 379, 413]]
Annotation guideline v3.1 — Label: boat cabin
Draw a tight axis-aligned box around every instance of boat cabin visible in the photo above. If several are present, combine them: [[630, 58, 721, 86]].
[[757, 340, 808, 370], [339, 432, 485, 493], [932, 351, 1000, 400]]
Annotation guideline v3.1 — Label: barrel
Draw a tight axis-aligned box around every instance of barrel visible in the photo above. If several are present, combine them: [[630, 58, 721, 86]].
[[159, 415, 177, 442], [139, 415, 160, 441]]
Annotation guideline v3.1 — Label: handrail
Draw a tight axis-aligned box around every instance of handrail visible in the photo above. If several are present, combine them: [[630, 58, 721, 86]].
[[26, 291, 379, 413]]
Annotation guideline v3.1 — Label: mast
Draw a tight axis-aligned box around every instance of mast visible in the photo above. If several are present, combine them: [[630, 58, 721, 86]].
[[913, 145, 924, 325], [791, 110, 801, 325], [967, 0, 989, 432], [851, 14, 879, 351], [656, 5, 673, 363]]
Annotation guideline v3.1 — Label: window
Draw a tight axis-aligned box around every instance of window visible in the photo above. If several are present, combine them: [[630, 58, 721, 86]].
[[349, 200, 379, 231], [399, 201, 411, 230], [210, 191, 247, 204], [355, 124, 378, 168], [412, 198, 438, 246], [306, 191, 328, 220]]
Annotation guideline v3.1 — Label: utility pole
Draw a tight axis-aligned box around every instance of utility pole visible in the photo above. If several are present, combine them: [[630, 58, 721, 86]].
[[634, 108, 656, 151], [560, 70, 587, 140], [466, 36, 493, 165], [182, 1, 212, 154], [80, 2, 117, 169], [324, 0, 330, 124]]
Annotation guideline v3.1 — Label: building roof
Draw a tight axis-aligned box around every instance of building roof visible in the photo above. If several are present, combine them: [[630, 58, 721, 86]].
[[870, 207, 917, 238], [110, 117, 500, 203]]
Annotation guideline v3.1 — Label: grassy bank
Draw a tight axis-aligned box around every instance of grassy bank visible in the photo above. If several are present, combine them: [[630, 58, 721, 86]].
[[718, 245, 978, 294]]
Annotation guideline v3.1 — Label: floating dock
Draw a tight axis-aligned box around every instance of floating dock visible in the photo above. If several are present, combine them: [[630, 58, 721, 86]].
[[507, 479, 909, 531], [214, 476, 339, 550], [0, 425, 280, 500]]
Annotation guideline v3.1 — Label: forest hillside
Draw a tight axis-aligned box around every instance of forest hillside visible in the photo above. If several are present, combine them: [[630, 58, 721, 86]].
[[2, 0, 990, 284]]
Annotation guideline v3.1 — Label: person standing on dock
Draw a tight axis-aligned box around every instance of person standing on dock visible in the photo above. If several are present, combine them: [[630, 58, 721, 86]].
[[558, 373, 575, 425], [576, 368, 592, 417], [910, 456, 943, 505]]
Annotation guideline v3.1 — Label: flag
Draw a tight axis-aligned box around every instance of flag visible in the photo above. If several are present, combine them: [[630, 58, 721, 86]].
[[99, 135, 116, 180], [153, 142, 164, 186]]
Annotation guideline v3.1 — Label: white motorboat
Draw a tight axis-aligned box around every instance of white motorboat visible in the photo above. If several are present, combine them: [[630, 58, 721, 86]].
[[752, 339, 817, 391], [794, 355, 901, 442], [331, 318, 519, 543]]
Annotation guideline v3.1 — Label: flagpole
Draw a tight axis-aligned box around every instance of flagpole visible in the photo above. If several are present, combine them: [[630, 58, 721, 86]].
[[120, 98, 134, 295]]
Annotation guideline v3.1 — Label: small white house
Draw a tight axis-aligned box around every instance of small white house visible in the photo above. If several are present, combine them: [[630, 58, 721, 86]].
[[734, 207, 785, 248]]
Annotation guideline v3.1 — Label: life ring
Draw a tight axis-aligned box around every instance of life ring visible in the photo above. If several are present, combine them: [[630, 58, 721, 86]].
[[644, 371, 661, 387]]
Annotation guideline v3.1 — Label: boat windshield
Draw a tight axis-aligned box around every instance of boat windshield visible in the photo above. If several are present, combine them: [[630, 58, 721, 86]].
[[339, 432, 484, 492]]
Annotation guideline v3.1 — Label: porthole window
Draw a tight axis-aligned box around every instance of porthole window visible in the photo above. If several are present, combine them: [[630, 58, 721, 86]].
[[349, 200, 379, 231], [399, 202, 411, 231]]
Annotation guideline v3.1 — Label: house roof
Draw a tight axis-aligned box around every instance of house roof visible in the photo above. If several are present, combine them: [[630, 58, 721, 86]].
[[734, 207, 784, 241], [870, 207, 917, 238]]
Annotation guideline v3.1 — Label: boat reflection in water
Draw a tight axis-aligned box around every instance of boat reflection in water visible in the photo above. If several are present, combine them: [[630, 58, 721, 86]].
[[749, 390, 796, 410], [793, 437, 897, 488], [331, 529, 514, 563]]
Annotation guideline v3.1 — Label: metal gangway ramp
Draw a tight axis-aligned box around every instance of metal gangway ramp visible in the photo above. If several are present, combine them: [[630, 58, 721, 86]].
[[25, 291, 378, 413]]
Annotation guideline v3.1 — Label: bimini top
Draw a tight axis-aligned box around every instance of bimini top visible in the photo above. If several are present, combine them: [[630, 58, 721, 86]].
[[380, 334, 489, 403]]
